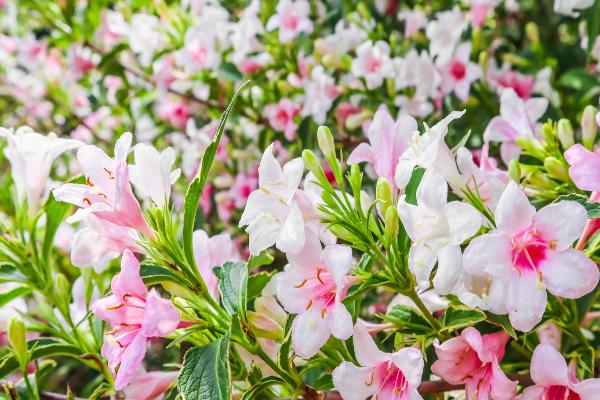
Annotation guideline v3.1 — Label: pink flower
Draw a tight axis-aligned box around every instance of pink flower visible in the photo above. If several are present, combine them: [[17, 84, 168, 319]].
[[463, 182, 598, 331], [52, 133, 152, 236], [332, 320, 424, 400], [351, 40, 394, 89], [432, 327, 516, 400], [467, 0, 499, 27], [494, 70, 535, 100], [192, 229, 241, 299], [564, 144, 600, 191], [348, 108, 415, 191], [92, 250, 180, 390], [276, 231, 355, 358], [438, 42, 482, 102], [398, 10, 427, 37], [123, 369, 178, 400], [228, 170, 258, 209], [520, 344, 600, 400], [266, 0, 313, 44], [484, 88, 548, 164], [265, 98, 301, 141], [157, 96, 190, 129], [174, 28, 219, 74]]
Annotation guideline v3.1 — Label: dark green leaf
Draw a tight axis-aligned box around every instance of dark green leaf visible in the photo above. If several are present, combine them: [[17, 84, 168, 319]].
[[384, 304, 432, 334], [43, 194, 73, 260], [247, 251, 274, 270], [240, 377, 284, 400], [558, 69, 600, 90], [485, 312, 517, 339], [214, 261, 248, 316], [404, 168, 425, 205], [0, 286, 31, 308], [140, 263, 189, 287], [555, 193, 600, 218], [218, 62, 243, 81], [178, 333, 231, 400], [443, 307, 486, 330], [0, 339, 81, 379], [247, 271, 275, 300]]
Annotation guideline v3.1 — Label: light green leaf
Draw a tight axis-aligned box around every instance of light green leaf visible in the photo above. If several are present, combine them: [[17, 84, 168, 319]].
[[0, 286, 31, 308], [214, 261, 248, 316], [383, 304, 432, 334], [247, 271, 275, 300], [443, 307, 486, 330]]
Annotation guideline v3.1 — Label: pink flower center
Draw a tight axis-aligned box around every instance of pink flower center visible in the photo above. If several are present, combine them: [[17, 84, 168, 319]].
[[511, 227, 555, 272], [545, 386, 581, 400], [450, 60, 466, 80], [364, 55, 382, 73], [371, 361, 408, 399], [281, 12, 299, 30], [191, 46, 208, 65], [296, 268, 338, 318], [276, 108, 291, 125]]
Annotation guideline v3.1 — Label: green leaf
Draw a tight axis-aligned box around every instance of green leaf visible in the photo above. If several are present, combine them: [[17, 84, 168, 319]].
[[217, 62, 243, 81], [247, 251, 274, 270], [576, 345, 595, 379], [404, 168, 425, 205], [140, 263, 189, 287], [214, 262, 248, 316], [559, 69, 600, 91], [485, 312, 517, 339], [555, 193, 600, 218], [183, 82, 251, 276], [0, 339, 81, 379], [0, 286, 31, 308], [247, 271, 275, 300], [585, 0, 600, 54], [43, 194, 73, 260], [240, 377, 285, 400], [443, 307, 486, 330], [383, 304, 432, 334], [178, 333, 231, 400]]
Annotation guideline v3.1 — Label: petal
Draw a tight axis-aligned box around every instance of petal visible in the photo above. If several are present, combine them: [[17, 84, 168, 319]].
[[391, 348, 424, 386], [499, 88, 531, 138], [489, 358, 518, 400], [275, 202, 305, 255], [112, 250, 147, 300], [534, 201, 587, 251], [530, 344, 569, 387], [328, 300, 353, 340], [573, 378, 600, 399], [395, 157, 418, 189], [245, 213, 281, 256], [282, 158, 305, 198], [291, 305, 331, 359], [433, 245, 462, 295], [506, 270, 547, 332], [322, 244, 353, 288], [286, 229, 322, 272], [564, 144, 600, 191], [114, 332, 148, 390], [276, 265, 313, 314], [445, 201, 482, 245], [495, 181, 535, 237], [141, 290, 180, 338], [524, 97, 548, 123], [519, 386, 545, 400], [539, 249, 599, 299], [416, 169, 447, 213], [347, 143, 375, 165], [352, 320, 388, 367], [484, 117, 518, 143], [332, 362, 377, 400], [500, 141, 522, 165], [463, 233, 513, 279]]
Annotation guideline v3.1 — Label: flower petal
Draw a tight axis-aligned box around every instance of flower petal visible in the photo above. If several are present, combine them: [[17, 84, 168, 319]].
[[539, 249, 599, 299], [332, 362, 377, 400], [495, 181, 535, 237], [534, 201, 587, 251], [506, 270, 547, 332], [530, 344, 569, 387], [291, 305, 331, 359], [114, 332, 148, 390]]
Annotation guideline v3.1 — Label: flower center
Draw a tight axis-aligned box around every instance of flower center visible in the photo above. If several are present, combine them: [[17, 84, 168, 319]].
[[546, 385, 581, 400], [450, 60, 466, 80], [282, 13, 299, 30], [511, 227, 551, 272], [372, 361, 408, 400], [365, 55, 382, 73], [296, 268, 338, 318]]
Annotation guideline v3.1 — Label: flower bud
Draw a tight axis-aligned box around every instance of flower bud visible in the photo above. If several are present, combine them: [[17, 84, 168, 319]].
[[302, 149, 322, 176], [515, 137, 545, 160], [557, 119, 574, 150], [54, 273, 71, 309], [582, 105, 598, 150], [7, 317, 27, 370], [508, 159, 521, 182], [376, 178, 393, 216], [317, 126, 335, 158], [544, 157, 569, 182], [345, 110, 372, 131], [384, 206, 398, 242], [248, 296, 287, 340]]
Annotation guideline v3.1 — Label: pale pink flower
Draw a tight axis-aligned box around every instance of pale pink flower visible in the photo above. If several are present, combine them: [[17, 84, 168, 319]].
[[265, 98, 301, 141], [332, 320, 424, 400], [397, 10, 427, 37], [520, 344, 600, 400], [438, 42, 482, 102], [300, 65, 341, 124], [95, 10, 128, 50], [432, 327, 517, 400], [71, 215, 142, 272], [129, 144, 181, 207], [425, 7, 466, 64], [348, 108, 415, 191], [564, 144, 600, 191], [351, 40, 394, 89], [104, 76, 123, 105], [52, 133, 153, 236], [192, 229, 241, 299], [266, 0, 313, 44], [123, 369, 178, 400], [239, 143, 306, 255], [492, 69, 535, 100], [92, 250, 180, 390], [466, 0, 499, 27], [463, 182, 598, 332], [68, 44, 97, 80], [276, 231, 355, 358], [174, 27, 219, 74], [484, 88, 548, 164], [397, 169, 481, 293], [156, 96, 189, 129], [227, 170, 258, 209]]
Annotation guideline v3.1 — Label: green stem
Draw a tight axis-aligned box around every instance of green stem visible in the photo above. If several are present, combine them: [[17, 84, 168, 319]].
[[407, 289, 443, 332]]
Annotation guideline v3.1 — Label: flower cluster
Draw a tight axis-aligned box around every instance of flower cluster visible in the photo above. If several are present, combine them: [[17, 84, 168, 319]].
[[1, 1, 600, 400]]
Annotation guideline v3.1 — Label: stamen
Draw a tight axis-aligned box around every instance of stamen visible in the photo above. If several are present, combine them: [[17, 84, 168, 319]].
[[82, 197, 92, 206], [305, 299, 313, 310], [86, 177, 94, 186], [105, 303, 124, 311], [293, 279, 308, 288], [316, 268, 324, 284], [103, 167, 115, 179]]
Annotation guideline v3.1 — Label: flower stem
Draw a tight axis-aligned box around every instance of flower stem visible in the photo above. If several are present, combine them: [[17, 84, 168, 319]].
[[406, 288, 443, 332]]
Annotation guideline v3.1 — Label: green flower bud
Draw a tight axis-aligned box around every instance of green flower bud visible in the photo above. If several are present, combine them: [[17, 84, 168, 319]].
[[7, 317, 27, 370], [384, 206, 398, 242], [376, 178, 393, 216], [317, 126, 335, 158], [582, 105, 598, 150], [302, 149, 322, 176], [346, 110, 373, 131], [508, 159, 521, 182], [557, 119, 574, 150], [544, 157, 569, 182]]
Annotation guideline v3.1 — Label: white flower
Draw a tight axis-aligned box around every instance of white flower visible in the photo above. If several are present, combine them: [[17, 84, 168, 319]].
[[300, 66, 340, 124], [425, 7, 467, 64], [554, 0, 594, 16], [128, 14, 165, 66], [266, 0, 313, 44], [351, 41, 394, 89], [129, 143, 181, 207]]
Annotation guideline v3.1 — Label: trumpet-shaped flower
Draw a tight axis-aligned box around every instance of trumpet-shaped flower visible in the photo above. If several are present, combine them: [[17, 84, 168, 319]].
[[92, 250, 180, 390], [520, 344, 600, 400], [265, 98, 300, 141], [53, 132, 152, 236], [123, 369, 178, 400], [395, 110, 466, 190], [397, 169, 481, 292], [129, 143, 180, 207], [332, 320, 424, 400], [484, 88, 548, 164], [266, 0, 313, 44], [351, 40, 394, 89], [438, 42, 482, 102], [564, 144, 600, 192], [276, 231, 355, 358], [348, 108, 416, 191], [463, 182, 598, 332], [0, 126, 82, 215], [432, 327, 517, 400], [239, 143, 306, 255], [192, 229, 240, 299]]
